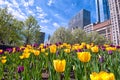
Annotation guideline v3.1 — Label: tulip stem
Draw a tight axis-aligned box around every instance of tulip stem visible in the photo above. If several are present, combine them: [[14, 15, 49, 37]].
[[84, 63, 87, 80], [57, 72, 61, 80]]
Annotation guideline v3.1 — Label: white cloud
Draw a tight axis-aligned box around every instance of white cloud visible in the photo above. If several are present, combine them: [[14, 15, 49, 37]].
[[12, 0, 19, 8], [21, 0, 34, 7], [8, 7, 27, 20], [36, 6, 43, 13], [47, 0, 54, 6], [25, 8, 35, 16], [0, 0, 27, 20], [36, 6, 47, 19], [38, 13, 47, 19], [0, 0, 4, 5], [53, 22, 60, 28], [41, 19, 49, 23], [4, 1, 12, 7]]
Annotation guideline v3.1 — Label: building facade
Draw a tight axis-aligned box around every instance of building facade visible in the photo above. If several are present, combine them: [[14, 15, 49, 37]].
[[93, 20, 112, 41], [84, 24, 94, 33], [96, 0, 110, 22], [68, 9, 91, 30], [108, 0, 120, 45]]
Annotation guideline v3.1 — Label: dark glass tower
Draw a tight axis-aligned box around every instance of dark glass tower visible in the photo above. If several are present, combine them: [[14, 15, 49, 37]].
[[96, 0, 110, 22], [68, 9, 91, 30]]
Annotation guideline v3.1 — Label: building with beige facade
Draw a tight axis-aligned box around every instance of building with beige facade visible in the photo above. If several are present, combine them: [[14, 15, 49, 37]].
[[93, 20, 112, 41], [108, 0, 120, 45], [84, 20, 112, 41], [84, 24, 94, 33]]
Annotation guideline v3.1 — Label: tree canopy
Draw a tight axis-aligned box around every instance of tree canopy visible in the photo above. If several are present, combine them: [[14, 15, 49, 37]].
[[0, 8, 41, 46]]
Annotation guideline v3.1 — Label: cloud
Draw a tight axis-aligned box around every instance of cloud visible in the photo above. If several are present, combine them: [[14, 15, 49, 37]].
[[8, 7, 27, 20], [36, 6, 47, 19], [12, 0, 19, 8], [0, 0, 27, 20], [21, 0, 34, 7], [36, 6, 43, 13], [0, 0, 4, 5], [47, 0, 54, 6], [41, 19, 50, 23], [53, 22, 60, 28]]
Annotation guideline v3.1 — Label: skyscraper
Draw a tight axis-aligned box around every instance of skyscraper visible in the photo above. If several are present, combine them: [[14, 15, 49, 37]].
[[96, 0, 110, 22], [108, 0, 120, 45], [68, 9, 91, 30]]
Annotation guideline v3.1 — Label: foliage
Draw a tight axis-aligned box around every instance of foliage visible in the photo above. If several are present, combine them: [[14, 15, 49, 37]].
[[23, 15, 41, 45], [0, 8, 23, 46], [50, 28, 109, 45], [72, 28, 87, 43], [0, 8, 41, 46], [86, 31, 110, 45], [50, 27, 73, 44]]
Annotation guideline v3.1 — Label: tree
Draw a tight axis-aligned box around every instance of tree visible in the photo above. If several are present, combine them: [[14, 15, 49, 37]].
[[72, 28, 87, 43], [23, 15, 41, 45], [50, 27, 73, 43], [86, 31, 109, 45], [0, 8, 24, 46], [50, 27, 109, 45]]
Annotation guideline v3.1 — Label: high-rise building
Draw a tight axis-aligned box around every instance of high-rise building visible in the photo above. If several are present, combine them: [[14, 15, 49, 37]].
[[68, 9, 91, 30], [96, 0, 110, 22], [108, 0, 120, 45], [38, 32, 45, 44]]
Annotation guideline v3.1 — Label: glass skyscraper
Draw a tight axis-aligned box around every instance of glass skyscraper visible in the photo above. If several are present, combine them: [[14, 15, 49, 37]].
[[96, 0, 110, 22], [68, 9, 91, 30]]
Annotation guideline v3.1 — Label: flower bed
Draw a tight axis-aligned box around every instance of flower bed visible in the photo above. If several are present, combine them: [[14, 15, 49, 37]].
[[0, 42, 119, 80]]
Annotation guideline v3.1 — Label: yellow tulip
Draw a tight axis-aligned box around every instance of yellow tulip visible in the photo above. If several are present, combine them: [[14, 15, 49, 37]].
[[86, 44, 91, 49], [81, 42, 86, 47], [90, 71, 115, 80], [99, 71, 115, 80], [26, 45, 32, 49], [24, 48, 30, 53], [64, 49, 70, 53], [49, 45, 56, 54], [45, 52, 48, 56], [41, 49, 45, 53], [63, 43, 67, 47], [77, 52, 91, 62], [66, 44, 71, 49], [90, 72, 102, 80], [1, 59, 7, 64], [106, 47, 116, 51], [34, 50, 40, 56], [19, 55, 24, 59], [91, 46, 99, 53], [53, 59, 66, 72], [2, 56, 6, 59], [23, 53, 30, 58]]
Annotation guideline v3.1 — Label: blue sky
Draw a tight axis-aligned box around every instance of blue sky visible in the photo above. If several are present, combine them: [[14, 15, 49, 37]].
[[0, 0, 96, 41]]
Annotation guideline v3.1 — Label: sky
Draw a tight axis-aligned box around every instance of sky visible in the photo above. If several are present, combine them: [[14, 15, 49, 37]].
[[0, 0, 96, 41]]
